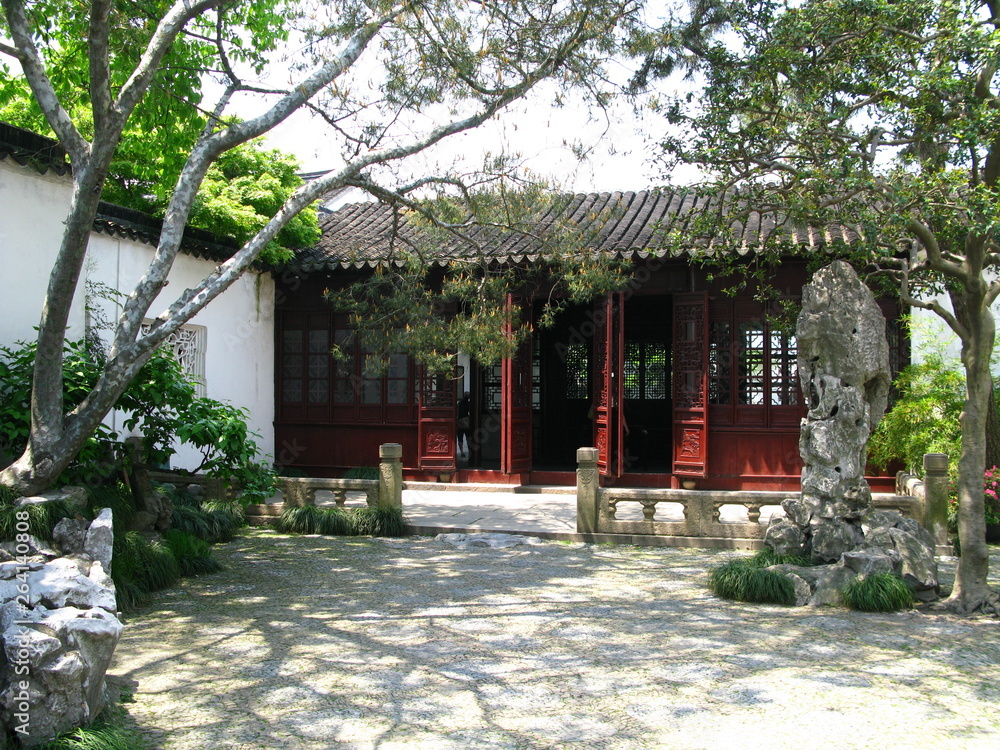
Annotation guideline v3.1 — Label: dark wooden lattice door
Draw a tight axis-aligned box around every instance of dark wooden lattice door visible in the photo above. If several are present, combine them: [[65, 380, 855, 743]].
[[501, 295, 533, 475], [417, 367, 457, 472], [594, 292, 625, 479], [672, 292, 709, 477]]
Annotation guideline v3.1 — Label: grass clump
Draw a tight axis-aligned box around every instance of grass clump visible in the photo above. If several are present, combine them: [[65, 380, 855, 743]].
[[162, 529, 223, 576], [0, 498, 77, 541], [111, 531, 180, 612], [708, 558, 796, 605], [343, 466, 379, 480], [86, 482, 136, 530], [351, 505, 405, 536], [841, 573, 914, 612], [276, 504, 405, 537], [33, 700, 145, 750], [277, 505, 352, 535], [750, 547, 814, 568]]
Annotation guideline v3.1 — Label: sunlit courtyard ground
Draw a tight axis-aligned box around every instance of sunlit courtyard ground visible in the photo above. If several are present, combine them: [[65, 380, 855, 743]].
[[111, 529, 1000, 750]]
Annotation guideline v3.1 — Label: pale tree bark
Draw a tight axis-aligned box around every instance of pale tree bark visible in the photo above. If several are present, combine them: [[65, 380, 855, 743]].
[[947, 284, 1000, 614], [0, 0, 630, 494]]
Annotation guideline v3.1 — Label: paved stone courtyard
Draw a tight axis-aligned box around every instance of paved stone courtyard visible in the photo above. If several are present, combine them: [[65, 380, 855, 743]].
[[112, 530, 1000, 750]]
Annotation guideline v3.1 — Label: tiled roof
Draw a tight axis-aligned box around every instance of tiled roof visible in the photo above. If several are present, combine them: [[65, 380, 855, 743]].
[[0, 122, 71, 175], [293, 190, 859, 270], [1, 121, 240, 263]]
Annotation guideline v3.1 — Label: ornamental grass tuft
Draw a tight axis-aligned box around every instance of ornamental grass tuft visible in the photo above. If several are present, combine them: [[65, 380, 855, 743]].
[[751, 547, 814, 568], [111, 532, 179, 612], [351, 505, 405, 536], [840, 573, 913, 612], [0, 498, 77, 541], [277, 504, 404, 537], [708, 558, 796, 605], [162, 529, 223, 576]]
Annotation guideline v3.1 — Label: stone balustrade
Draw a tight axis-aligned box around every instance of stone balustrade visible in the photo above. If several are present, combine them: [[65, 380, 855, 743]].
[[576, 447, 948, 551]]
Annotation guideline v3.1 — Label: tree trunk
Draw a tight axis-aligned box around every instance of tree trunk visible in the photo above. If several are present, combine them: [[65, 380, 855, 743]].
[[945, 289, 1000, 615]]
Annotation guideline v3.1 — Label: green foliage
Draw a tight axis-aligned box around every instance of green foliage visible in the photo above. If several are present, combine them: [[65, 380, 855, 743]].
[[350, 505, 406, 537], [162, 529, 223, 577], [0, 337, 276, 497], [0, 498, 77, 542], [33, 705, 145, 750], [343, 467, 379, 480], [869, 354, 966, 476], [112, 532, 179, 612], [841, 573, 914, 613], [0, 2, 309, 263], [708, 558, 797, 605], [752, 548, 814, 568], [86, 483, 137, 531], [203, 500, 247, 529], [276, 504, 404, 537], [277, 505, 352, 536]]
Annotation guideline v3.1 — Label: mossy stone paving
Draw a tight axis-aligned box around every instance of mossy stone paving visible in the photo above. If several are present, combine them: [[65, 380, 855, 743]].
[[112, 530, 1000, 750]]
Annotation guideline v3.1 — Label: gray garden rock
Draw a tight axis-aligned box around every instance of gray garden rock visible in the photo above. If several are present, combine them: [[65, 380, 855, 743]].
[[26, 559, 117, 612], [436, 533, 545, 550], [83, 509, 114, 573], [52, 518, 88, 557]]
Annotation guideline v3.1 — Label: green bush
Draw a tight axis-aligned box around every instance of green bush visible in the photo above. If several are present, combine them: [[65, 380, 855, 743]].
[[162, 529, 223, 577], [841, 573, 914, 612], [869, 354, 965, 476], [87, 482, 137, 530], [32, 700, 144, 750], [708, 558, 796, 605]]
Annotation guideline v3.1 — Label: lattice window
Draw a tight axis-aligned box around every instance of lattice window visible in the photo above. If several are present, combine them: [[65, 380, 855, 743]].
[[141, 321, 207, 397], [708, 321, 731, 405], [738, 322, 766, 406], [626, 342, 668, 401], [565, 343, 589, 400], [769, 332, 798, 406]]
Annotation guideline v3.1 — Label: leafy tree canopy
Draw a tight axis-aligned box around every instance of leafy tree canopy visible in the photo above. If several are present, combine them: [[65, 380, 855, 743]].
[[635, 0, 1000, 613]]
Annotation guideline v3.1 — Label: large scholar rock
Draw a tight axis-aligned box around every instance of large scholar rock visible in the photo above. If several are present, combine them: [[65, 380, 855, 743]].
[[0, 506, 123, 746], [763, 261, 940, 603], [765, 260, 891, 563]]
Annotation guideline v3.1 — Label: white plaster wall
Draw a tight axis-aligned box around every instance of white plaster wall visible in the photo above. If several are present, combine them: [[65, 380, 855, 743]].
[[87, 235, 276, 469], [0, 157, 276, 471], [0, 159, 86, 348]]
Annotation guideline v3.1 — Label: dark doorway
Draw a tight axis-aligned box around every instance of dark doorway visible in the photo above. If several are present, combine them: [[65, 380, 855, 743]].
[[534, 302, 594, 469], [623, 296, 672, 472]]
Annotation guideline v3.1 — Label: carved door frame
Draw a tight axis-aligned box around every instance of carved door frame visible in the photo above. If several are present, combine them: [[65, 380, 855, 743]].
[[594, 292, 625, 479], [417, 366, 457, 472], [672, 292, 709, 477]]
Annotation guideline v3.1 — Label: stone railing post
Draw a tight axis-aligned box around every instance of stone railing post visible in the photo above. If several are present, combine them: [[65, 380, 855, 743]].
[[576, 447, 600, 534], [923, 453, 950, 546], [379, 443, 404, 507]]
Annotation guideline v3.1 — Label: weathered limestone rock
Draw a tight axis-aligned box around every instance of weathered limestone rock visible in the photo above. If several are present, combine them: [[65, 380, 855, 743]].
[[131, 489, 172, 532], [0, 504, 122, 746], [763, 261, 940, 604], [52, 518, 88, 557], [83, 509, 113, 573]]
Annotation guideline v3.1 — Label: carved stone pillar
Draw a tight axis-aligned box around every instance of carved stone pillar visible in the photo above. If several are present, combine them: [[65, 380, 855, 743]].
[[379, 443, 404, 507], [576, 447, 600, 533]]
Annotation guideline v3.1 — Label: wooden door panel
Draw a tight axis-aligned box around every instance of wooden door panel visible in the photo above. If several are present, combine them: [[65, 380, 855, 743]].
[[672, 293, 709, 477], [502, 295, 533, 474]]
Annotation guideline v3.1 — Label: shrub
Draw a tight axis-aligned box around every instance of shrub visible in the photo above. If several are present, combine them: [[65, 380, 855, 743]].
[[86, 482, 137, 530], [840, 573, 913, 612], [162, 530, 223, 576], [982, 467, 1000, 525], [708, 558, 796, 605]]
